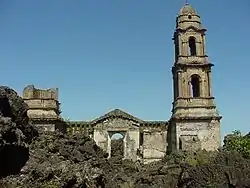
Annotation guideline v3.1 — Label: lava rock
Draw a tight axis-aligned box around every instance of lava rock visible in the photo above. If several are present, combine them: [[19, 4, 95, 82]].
[[0, 86, 38, 178]]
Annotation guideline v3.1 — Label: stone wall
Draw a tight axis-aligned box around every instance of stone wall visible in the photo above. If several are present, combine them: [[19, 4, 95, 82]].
[[93, 118, 140, 161], [22, 84, 221, 162], [143, 131, 167, 163], [23, 85, 58, 100], [23, 85, 62, 131], [66, 122, 92, 136], [171, 119, 221, 152], [142, 127, 168, 164], [23, 85, 60, 120]]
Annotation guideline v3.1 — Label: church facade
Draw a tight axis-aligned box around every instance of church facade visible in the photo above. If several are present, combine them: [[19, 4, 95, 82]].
[[22, 4, 222, 163]]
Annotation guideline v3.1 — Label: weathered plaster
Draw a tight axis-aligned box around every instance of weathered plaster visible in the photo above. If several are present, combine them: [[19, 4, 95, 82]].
[[173, 120, 221, 151], [142, 130, 167, 162], [93, 117, 140, 161]]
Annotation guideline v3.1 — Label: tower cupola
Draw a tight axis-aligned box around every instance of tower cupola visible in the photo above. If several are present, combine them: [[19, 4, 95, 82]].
[[176, 4, 202, 29]]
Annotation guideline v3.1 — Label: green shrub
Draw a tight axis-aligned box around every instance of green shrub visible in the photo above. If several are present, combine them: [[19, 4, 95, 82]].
[[223, 130, 250, 158]]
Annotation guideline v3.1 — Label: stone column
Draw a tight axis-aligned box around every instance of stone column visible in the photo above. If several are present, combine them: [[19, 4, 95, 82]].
[[182, 40, 187, 56], [178, 36, 183, 56], [107, 135, 111, 158], [208, 70, 212, 96], [198, 42, 202, 56], [177, 71, 182, 97], [123, 133, 127, 159], [202, 35, 206, 55], [185, 72, 190, 98]]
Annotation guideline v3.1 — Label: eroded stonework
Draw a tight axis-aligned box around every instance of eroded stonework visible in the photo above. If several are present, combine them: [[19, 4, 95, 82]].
[[23, 85, 65, 132], [169, 3, 222, 153], [22, 4, 222, 163], [65, 109, 168, 163]]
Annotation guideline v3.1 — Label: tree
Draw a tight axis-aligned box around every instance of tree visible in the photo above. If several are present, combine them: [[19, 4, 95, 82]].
[[223, 130, 250, 158]]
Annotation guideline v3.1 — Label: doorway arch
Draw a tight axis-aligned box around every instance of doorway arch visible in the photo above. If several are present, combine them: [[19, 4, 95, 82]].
[[108, 131, 126, 159]]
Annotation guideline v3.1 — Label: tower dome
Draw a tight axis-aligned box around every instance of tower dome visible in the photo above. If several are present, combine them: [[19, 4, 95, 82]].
[[176, 3, 201, 29], [179, 4, 197, 16]]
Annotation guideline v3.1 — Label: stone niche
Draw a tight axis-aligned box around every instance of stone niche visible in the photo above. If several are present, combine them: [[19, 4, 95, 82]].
[[93, 117, 140, 161]]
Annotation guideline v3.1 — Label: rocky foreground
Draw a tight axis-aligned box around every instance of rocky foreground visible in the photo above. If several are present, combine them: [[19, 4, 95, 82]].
[[1, 86, 250, 188], [0, 86, 38, 179]]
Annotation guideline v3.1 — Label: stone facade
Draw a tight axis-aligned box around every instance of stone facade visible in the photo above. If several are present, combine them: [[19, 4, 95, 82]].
[[22, 4, 222, 163], [23, 85, 65, 132], [66, 109, 168, 163]]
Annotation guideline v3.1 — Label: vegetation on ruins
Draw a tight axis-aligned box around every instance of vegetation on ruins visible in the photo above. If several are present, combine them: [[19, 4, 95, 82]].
[[223, 130, 250, 158]]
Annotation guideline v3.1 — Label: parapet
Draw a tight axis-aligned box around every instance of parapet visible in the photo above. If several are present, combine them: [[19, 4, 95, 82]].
[[23, 85, 58, 101]]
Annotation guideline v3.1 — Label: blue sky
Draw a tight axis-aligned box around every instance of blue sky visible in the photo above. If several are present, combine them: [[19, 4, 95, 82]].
[[0, 0, 249, 139]]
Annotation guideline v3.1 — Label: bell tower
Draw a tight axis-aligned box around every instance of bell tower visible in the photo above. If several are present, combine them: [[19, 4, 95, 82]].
[[169, 4, 222, 152]]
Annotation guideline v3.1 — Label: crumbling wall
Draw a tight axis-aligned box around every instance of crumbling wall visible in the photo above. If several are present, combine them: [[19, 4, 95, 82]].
[[23, 85, 60, 119], [125, 130, 140, 161], [93, 118, 140, 161], [23, 85, 58, 100], [22, 85, 62, 132], [94, 129, 109, 153], [67, 122, 91, 136], [179, 135, 201, 151], [142, 129, 168, 163], [174, 120, 221, 152]]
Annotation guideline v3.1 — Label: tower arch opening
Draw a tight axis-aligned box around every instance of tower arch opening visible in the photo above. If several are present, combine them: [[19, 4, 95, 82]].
[[188, 37, 197, 56], [190, 74, 200, 97]]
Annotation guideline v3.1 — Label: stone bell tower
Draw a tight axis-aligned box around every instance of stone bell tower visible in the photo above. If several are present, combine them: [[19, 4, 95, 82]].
[[168, 3, 222, 152]]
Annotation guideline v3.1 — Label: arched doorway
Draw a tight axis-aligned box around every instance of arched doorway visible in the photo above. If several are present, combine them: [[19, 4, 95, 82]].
[[110, 132, 125, 158]]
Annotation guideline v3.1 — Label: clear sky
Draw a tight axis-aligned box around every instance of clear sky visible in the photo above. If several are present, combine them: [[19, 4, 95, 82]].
[[0, 0, 249, 139]]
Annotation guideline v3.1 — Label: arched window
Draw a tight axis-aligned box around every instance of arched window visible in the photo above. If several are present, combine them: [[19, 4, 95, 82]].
[[190, 74, 200, 97], [188, 37, 197, 56]]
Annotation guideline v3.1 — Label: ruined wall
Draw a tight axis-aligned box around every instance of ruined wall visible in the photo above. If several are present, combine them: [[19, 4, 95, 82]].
[[171, 119, 221, 152], [67, 122, 92, 136], [23, 85, 58, 100], [142, 127, 168, 164], [23, 85, 62, 131], [126, 130, 140, 160], [93, 118, 140, 161], [23, 85, 60, 119], [94, 129, 109, 153]]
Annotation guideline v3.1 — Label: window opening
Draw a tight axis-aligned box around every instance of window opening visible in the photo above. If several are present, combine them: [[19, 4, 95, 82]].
[[190, 74, 200, 97], [188, 37, 197, 56]]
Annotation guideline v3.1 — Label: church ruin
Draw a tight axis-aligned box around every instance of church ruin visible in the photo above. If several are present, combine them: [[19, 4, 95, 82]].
[[22, 4, 222, 163]]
